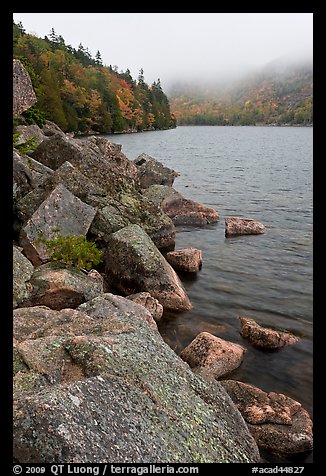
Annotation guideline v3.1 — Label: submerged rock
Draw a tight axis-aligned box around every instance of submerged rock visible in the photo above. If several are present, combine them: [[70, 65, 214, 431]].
[[22, 264, 104, 310], [13, 294, 260, 463], [225, 217, 266, 237], [105, 224, 192, 311], [239, 317, 299, 349], [221, 380, 313, 455], [180, 332, 246, 379], [134, 152, 180, 188], [166, 248, 203, 273], [19, 184, 97, 266]]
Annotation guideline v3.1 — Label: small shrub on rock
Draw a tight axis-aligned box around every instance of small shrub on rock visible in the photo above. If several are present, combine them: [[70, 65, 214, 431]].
[[42, 235, 103, 270]]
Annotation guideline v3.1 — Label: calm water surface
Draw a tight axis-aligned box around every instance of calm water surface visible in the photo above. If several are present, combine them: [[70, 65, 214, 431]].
[[107, 126, 313, 462]]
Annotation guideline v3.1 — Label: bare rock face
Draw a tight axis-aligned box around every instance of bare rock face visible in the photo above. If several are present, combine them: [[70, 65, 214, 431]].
[[142, 185, 219, 226], [105, 224, 192, 311], [126, 292, 164, 322], [225, 217, 266, 237], [239, 317, 299, 349], [13, 59, 37, 115], [21, 264, 104, 310], [134, 153, 180, 188], [166, 248, 202, 273], [180, 332, 246, 379], [13, 246, 34, 308], [19, 184, 97, 266], [221, 380, 313, 455]]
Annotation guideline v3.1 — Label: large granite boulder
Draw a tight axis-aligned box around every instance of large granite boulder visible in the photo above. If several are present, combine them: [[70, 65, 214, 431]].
[[89, 191, 176, 250], [31, 134, 139, 193], [14, 124, 46, 148], [13, 59, 37, 115], [19, 184, 97, 266], [142, 184, 219, 226], [13, 246, 34, 308], [13, 294, 260, 463], [105, 224, 192, 311], [166, 248, 203, 273], [13, 151, 54, 206], [239, 317, 300, 349], [29, 136, 176, 250], [221, 380, 313, 456], [21, 264, 104, 310], [134, 153, 179, 188], [225, 217, 266, 237], [180, 332, 246, 379]]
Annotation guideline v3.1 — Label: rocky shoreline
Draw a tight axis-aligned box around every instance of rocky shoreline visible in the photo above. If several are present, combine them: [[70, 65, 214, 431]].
[[13, 60, 312, 463]]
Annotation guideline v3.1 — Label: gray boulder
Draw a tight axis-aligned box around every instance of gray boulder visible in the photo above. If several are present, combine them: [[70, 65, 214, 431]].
[[14, 124, 46, 148], [89, 191, 176, 250], [13, 246, 34, 308], [239, 317, 299, 349], [105, 224, 192, 311], [13, 294, 260, 463], [142, 184, 219, 226], [134, 152, 179, 188], [221, 380, 313, 456], [180, 332, 246, 379], [225, 217, 266, 237], [21, 264, 104, 310], [13, 59, 37, 115], [19, 184, 97, 265]]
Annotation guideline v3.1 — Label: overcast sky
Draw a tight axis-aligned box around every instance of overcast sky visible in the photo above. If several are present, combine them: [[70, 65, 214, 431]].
[[13, 13, 313, 89]]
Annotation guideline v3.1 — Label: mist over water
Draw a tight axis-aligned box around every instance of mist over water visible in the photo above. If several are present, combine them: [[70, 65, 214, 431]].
[[109, 125, 313, 463]]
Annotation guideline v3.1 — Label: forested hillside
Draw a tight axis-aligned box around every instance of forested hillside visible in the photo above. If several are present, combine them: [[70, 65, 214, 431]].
[[169, 62, 313, 126], [13, 21, 176, 133]]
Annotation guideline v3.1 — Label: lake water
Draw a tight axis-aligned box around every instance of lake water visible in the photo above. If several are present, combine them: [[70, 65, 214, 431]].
[[106, 126, 313, 463]]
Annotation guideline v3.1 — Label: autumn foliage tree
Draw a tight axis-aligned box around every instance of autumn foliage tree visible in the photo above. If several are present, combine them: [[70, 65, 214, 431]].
[[13, 21, 176, 133]]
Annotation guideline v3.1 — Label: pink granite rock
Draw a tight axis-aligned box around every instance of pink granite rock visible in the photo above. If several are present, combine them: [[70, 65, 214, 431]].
[[180, 332, 246, 379], [13, 59, 37, 115], [166, 248, 202, 273], [239, 317, 299, 349], [225, 217, 266, 237], [221, 380, 313, 455]]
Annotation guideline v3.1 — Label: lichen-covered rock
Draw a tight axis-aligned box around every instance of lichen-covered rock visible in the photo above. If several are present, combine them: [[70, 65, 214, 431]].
[[166, 248, 203, 273], [126, 292, 164, 321], [221, 380, 313, 455], [180, 332, 246, 379], [105, 224, 192, 311], [134, 153, 179, 188], [32, 134, 138, 193], [13, 151, 33, 203], [239, 317, 299, 349], [22, 264, 104, 310], [13, 294, 260, 463], [14, 152, 54, 206], [89, 191, 176, 250], [225, 217, 266, 237], [13, 246, 34, 308], [19, 184, 97, 266], [41, 120, 66, 138], [13, 59, 37, 115], [14, 124, 46, 148], [142, 184, 219, 226]]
